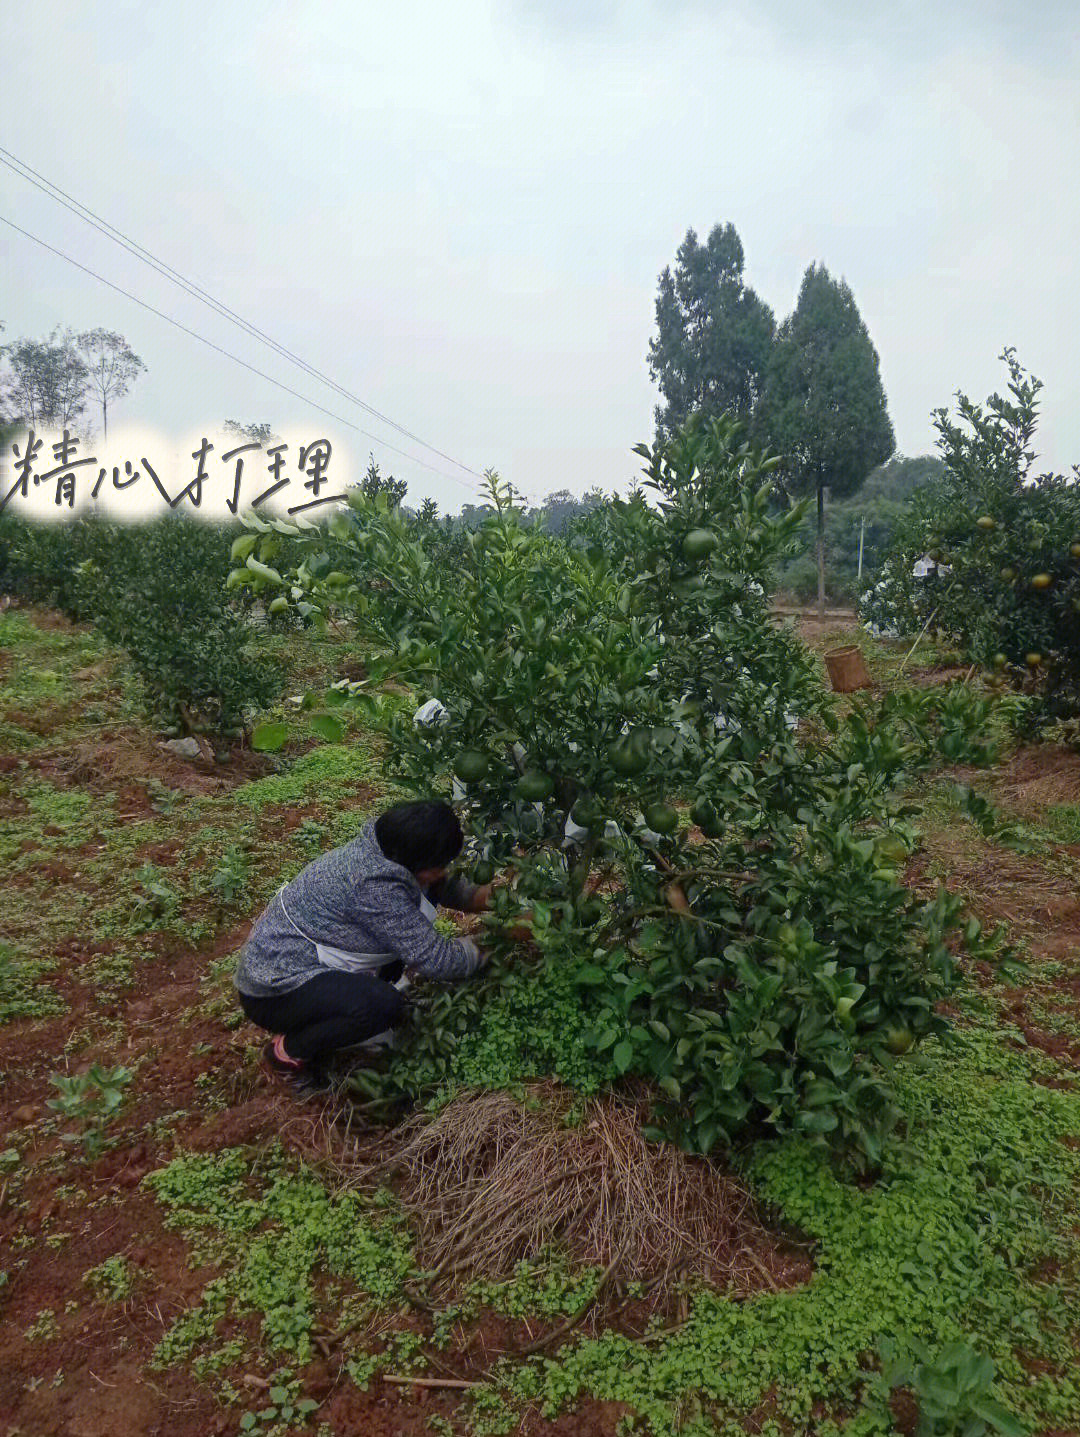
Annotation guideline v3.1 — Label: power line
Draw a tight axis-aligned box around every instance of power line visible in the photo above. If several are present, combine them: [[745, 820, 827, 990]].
[[0, 145, 483, 480], [0, 213, 485, 495]]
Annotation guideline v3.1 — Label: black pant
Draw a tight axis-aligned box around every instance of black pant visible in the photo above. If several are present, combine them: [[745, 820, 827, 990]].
[[238, 966, 407, 1066]]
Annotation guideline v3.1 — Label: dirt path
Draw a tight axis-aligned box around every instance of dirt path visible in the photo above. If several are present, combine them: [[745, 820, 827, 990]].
[[3, 607, 1079, 1437]]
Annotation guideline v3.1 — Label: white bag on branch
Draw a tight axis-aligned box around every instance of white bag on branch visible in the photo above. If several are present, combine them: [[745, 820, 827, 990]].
[[414, 698, 448, 727]]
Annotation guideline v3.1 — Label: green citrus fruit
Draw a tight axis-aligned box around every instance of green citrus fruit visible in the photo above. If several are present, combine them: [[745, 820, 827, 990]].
[[1000, 566, 1017, 582], [884, 1026, 914, 1055], [682, 528, 718, 561], [607, 739, 648, 777], [1070, 542, 1080, 559], [516, 771, 554, 802], [644, 802, 678, 836], [690, 797, 722, 838], [1031, 573, 1053, 590], [1025, 652, 1043, 669], [571, 798, 603, 830], [993, 653, 1007, 668], [453, 751, 489, 783], [975, 515, 996, 530]]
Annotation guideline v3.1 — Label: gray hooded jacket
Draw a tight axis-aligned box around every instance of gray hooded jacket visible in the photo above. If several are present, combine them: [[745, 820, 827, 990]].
[[234, 819, 482, 998]]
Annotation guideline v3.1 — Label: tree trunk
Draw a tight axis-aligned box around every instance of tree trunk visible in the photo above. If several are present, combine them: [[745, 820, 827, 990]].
[[102, 394, 108, 442], [816, 481, 826, 619]]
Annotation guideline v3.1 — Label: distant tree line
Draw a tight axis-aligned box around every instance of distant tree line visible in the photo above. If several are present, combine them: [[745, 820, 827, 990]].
[[1, 255, 903, 616]]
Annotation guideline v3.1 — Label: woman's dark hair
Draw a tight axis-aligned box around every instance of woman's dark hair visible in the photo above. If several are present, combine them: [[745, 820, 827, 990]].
[[374, 800, 464, 873]]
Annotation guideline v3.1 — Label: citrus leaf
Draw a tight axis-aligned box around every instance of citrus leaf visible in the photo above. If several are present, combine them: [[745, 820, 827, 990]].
[[251, 722, 288, 752], [310, 713, 346, 743]]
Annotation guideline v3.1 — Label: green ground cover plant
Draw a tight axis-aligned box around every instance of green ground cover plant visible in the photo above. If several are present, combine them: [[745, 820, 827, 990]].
[[488, 1027, 1079, 1435], [141, 1024, 1079, 1435], [144, 1147, 417, 1369], [0, 944, 66, 1024]]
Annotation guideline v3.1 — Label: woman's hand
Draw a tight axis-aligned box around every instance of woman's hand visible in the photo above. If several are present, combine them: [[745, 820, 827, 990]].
[[503, 909, 536, 945], [469, 868, 517, 913], [469, 883, 494, 913]]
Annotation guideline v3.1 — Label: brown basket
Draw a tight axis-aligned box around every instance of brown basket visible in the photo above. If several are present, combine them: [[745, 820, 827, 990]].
[[824, 645, 873, 693]]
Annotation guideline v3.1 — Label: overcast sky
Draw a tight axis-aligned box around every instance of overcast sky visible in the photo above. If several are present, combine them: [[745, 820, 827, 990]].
[[2, 0, 1078, 511]]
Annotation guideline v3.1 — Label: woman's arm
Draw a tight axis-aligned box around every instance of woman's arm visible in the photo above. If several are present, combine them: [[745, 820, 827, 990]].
[[355, 878, 483, 981], [427, 875, 530, 941]]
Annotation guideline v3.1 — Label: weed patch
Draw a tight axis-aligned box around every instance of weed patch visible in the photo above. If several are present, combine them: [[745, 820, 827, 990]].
[[0, 944, 65, 1024], [144, 1147, 416, 1367]]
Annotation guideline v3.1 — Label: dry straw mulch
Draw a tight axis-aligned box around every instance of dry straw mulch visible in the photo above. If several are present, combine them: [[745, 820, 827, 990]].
[[323, 1082, 805, 1305]]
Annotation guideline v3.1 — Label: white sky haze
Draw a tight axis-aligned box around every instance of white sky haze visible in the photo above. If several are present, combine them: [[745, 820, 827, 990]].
[[2, 0, 1078, 510]]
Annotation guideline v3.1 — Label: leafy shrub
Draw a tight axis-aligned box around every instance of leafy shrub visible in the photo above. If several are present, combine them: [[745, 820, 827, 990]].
[[1, 513, 284, 740], [0, 512, 117, 619], [860, 352, 1080, 729], [858, 684, 1002, 769], [271, 418, 1001, 1166], [75, 517, 284, 739]]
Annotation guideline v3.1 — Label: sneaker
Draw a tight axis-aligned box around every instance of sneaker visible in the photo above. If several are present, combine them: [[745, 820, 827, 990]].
[[261, 1039, 331, 1098]]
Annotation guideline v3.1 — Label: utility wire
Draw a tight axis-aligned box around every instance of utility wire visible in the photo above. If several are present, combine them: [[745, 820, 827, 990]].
[[0, 146, 483, 480], [0, 213, 485, 495]]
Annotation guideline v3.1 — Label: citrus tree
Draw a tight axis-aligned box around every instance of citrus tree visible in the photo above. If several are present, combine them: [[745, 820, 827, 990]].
[[860, 352, 1080, 731], [0, 512, 285, 744], [76, 517, 285, 745], [253, 423, 992, 1167]]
